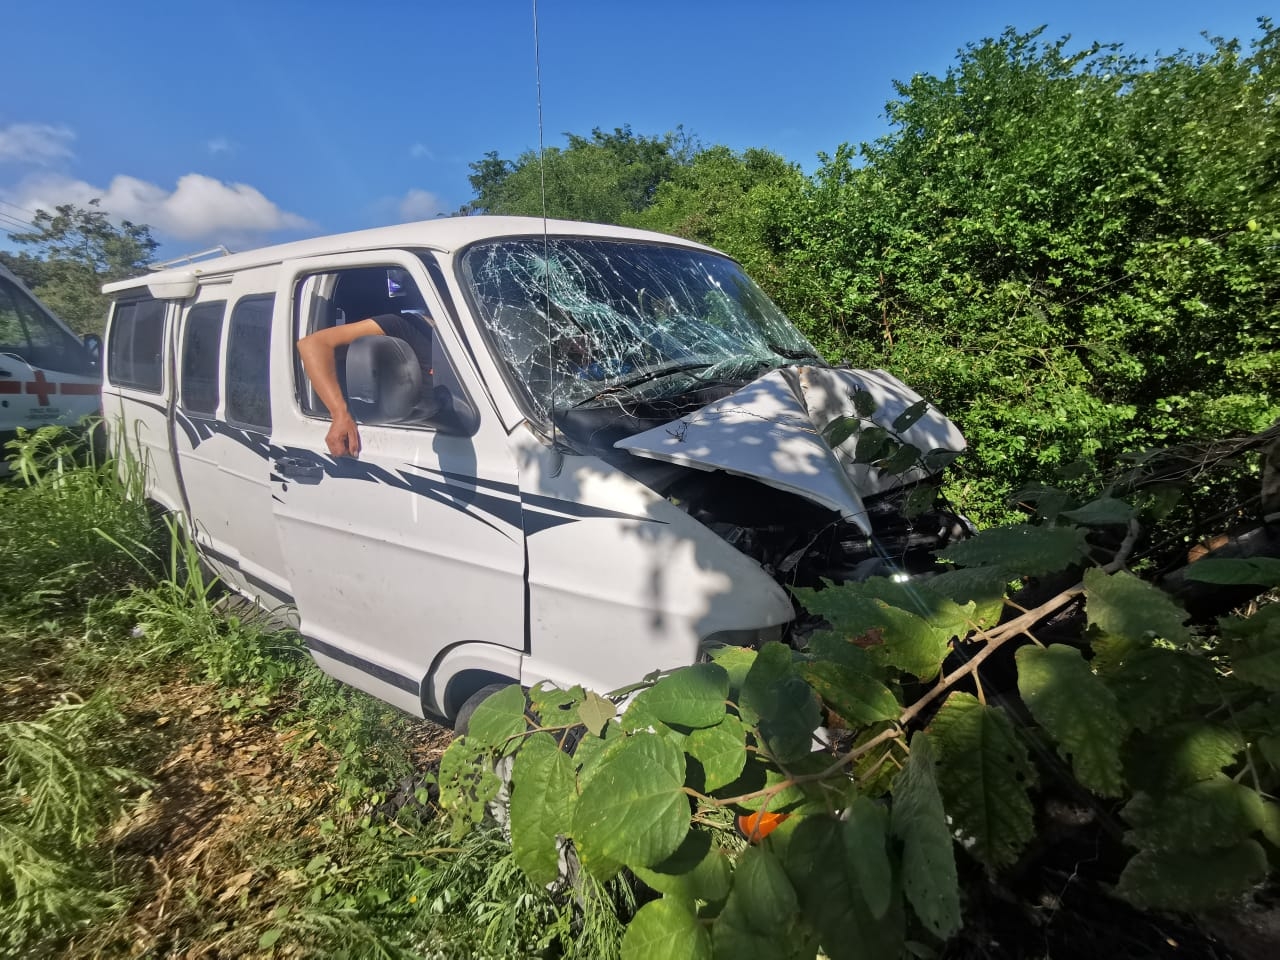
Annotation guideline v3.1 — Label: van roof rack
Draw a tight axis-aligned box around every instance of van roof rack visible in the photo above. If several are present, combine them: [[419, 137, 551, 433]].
[[148, 245, 234, 271]]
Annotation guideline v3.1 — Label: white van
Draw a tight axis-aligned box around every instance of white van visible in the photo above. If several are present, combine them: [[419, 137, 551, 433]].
[[101, 217, 968, 724], [0, 262, 101, 460]]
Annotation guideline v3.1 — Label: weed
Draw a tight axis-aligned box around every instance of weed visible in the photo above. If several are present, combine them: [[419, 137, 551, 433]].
[[0, 426, 157, 634], [0, 693, 150, 955]]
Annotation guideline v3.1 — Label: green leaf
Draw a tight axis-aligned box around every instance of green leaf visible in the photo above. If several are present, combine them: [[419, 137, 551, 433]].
[[892, 399, 930, 433], [1123, 722, 1244, 793], [528, 682, 585, 723], [843, 796, 893, 919], [880, 441, 921, 475], [806, 630, 875, 672], [891, 733, 962, 939], [627, 664, 730, 729], [1259, 734, 1280, 773], [792, 580, 958, 680], [1060, 497, 1136, 526], [718, 846, 798, 933], [437, 737, 502, 840], [712, 754, 813, 813], [633, 832, 732, 903], [509, 733, 578, 885], [824, 415, 861, 448], [778, 817, 905, 960], [684, 715, 747, 791], [466, 684, 527, 747], [1016, 645, 1126, 796], [855, 427, 893, 464], [1084, 567, 1190, 653], [939, 523, 1089, 577], [740, 643, 821, 763], [258, 928, 283, 950], [623, 898, 712, 960], [798, 661, 900, 727], [852, 387, 877, 417], [710, 645, 757, 699], [573, 733, 690, 869], [1184, 557, 1280, 586], [925, 567, 1008, 629], [1220, 605, 1280, 691], [578, 691, 616, 736], [903, 483, 938, 519], [930, 693, 1037, 869], [575, 720, 625, 788], [1116, 840, 1268, 911], [1102, 648, 1217, 731], [1122, 776, 1273, 854]]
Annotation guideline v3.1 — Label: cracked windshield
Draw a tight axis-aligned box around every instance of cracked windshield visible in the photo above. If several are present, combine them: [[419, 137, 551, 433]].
[[461, 237, 821, 417]]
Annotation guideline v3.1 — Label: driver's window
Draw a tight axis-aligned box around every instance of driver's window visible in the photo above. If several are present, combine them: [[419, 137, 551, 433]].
[[292, 265, 475, 434]]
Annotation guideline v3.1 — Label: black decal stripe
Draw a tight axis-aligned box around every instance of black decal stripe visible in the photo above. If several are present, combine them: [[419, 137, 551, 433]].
[[519, 492, 666, 525], [304, 636, 420, 695], [521, 509, 580, 536], [197, 541, 295, 606], [397, 469, 523, 529], [401, 462, 519, 496]]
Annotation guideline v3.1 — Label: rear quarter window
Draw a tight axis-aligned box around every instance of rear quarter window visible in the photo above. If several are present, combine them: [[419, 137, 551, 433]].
[[107, 298, 166, 392]]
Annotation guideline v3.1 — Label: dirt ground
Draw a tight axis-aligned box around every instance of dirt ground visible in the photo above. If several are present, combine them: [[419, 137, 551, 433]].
[[58, 673, 453, 958]]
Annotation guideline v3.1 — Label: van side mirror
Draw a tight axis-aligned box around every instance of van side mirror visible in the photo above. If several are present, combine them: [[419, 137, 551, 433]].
[[82, 333, 102, 364], [344, 336, 426, 423]]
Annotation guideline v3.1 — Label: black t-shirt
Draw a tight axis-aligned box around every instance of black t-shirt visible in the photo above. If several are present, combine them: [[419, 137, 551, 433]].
[[371, 312, 433, 385]]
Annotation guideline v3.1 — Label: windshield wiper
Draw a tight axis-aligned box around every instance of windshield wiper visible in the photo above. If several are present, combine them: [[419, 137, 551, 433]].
[[571, 361, 713, 407], [768, 345, 824, 362]]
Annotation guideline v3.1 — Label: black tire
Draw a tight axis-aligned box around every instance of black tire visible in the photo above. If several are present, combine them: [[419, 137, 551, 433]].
[[452, 682, 515, 736]]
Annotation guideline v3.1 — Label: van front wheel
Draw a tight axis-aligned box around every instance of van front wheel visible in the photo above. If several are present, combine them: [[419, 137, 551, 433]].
[[452, 683, 517, 736]]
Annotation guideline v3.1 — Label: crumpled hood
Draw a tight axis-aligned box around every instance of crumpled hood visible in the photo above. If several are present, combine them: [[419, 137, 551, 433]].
[[614, 366, 966, 534]]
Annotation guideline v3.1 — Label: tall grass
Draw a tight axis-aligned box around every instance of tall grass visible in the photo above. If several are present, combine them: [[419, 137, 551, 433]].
[[0, 694, 149, 954], [0, 426, 634, 959], [0, 425, 158, 632]]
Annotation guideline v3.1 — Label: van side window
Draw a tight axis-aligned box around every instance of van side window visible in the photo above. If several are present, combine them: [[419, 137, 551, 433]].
[[0, 275, 93, 375], [293, 266, 476, 434], [180, 301, 226, 416], [225, 295, 274, 431], [107, 298, 166, 392]]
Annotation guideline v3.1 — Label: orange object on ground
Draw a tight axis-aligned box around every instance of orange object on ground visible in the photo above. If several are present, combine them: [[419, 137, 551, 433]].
[[736, 810, 791, 843]]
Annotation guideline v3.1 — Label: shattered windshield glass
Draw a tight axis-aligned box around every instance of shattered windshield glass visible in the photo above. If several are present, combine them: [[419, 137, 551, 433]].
[[459, 237, 821, 419]]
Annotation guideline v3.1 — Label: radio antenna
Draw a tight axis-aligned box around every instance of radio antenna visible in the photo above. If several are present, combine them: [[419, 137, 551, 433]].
[[532, 0, 557, 451]]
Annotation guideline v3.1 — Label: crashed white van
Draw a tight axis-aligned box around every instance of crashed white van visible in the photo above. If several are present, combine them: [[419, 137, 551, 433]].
[[101, 217, 967, 724], [1, 262, 101, 457]]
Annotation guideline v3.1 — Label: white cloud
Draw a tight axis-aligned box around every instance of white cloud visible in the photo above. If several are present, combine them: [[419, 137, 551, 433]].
[[206, 137, 234, 155], [5, 171, 312, 242], [0, 123, 75, 165], [397, 188, 445, 221], [409, 143, 434, 160]]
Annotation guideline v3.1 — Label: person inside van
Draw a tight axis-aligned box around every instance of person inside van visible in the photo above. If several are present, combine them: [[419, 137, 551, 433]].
[[297, 311, 431, 458]]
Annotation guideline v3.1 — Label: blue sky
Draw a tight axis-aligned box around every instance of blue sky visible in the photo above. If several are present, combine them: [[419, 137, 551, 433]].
[[0, 1, 1269, 257]]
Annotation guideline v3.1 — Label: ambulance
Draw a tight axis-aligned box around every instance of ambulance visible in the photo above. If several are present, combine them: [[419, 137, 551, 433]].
[[100, 217, 969, 724], [0, 262, 101, 463]]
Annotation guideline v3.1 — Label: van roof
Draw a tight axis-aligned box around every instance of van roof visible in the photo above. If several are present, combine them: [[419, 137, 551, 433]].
[[102, 216, 717, 296]]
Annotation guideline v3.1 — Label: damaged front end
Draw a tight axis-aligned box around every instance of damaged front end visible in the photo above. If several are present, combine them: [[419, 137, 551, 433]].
[[460, 231, 971, 594]]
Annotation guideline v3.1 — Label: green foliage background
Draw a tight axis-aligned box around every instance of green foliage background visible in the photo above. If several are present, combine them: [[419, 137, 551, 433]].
[[470, 21, 1279, 521]]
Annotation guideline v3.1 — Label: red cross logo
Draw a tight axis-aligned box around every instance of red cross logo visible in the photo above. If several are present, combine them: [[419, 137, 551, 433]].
[[26, 370, 55, 406]]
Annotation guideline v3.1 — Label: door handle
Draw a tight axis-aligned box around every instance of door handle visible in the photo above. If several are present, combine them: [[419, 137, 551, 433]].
[[273, 457, 324, 481]]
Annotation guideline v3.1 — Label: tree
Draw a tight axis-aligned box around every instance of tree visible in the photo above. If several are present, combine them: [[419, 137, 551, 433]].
[[765, 22, 1280, 521], [635, 145, 806, 287], [2, 200, 158, 333], [465, 125, 698, 224]]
